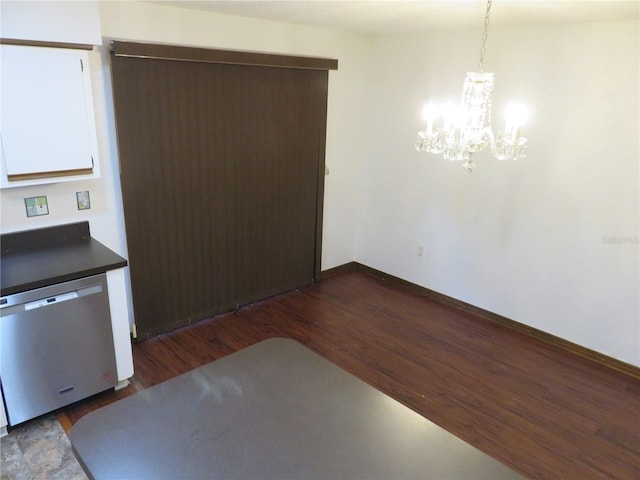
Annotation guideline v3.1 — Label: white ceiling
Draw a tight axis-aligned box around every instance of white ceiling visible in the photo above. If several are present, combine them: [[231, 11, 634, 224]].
[[151, 1, 640, 36]]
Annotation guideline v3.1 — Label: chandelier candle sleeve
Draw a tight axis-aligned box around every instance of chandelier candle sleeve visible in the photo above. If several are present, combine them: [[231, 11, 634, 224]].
[[423, 103, 438, 135], [442, 102, 454, 133], [504, 103, 528, 142]]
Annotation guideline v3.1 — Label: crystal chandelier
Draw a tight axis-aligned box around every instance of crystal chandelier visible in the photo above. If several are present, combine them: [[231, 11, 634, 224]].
[[415, 0, 528, 173]]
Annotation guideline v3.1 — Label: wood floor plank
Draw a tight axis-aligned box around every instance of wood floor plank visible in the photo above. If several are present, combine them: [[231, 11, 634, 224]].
[[62, 268, 640, 480]]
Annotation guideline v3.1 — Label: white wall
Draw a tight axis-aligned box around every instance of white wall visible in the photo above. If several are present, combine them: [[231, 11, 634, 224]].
[[358, 20, 639, 366], [0, 0, 101, 45]]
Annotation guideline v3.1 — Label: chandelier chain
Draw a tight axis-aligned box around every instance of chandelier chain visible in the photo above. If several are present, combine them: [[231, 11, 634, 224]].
[[478, 0, 492, 72]]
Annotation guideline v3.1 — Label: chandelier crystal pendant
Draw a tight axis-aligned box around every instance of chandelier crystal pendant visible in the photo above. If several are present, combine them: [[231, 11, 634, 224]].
[[415, 0, 528, 173]]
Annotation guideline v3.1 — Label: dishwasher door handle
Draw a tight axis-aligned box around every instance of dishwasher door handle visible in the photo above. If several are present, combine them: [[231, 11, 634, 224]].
[[24, 291, 79, 310], [0, 283, 102, 317]]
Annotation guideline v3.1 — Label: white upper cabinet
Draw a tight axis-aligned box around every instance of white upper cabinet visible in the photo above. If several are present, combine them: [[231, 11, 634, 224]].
[[0, 45, 100, 188], [0, 1, 102, 188]]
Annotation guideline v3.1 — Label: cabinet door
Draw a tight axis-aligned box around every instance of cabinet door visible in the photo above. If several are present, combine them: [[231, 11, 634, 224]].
[[0, 45, 98, 182]]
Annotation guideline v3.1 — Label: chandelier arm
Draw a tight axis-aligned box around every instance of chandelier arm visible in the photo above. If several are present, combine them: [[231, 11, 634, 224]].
[[478, 0, 492, 72]]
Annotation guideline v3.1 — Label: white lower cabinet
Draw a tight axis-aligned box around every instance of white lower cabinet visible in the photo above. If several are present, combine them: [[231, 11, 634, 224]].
[[0, 389, 7, 436], [107, 268, 135, 382]]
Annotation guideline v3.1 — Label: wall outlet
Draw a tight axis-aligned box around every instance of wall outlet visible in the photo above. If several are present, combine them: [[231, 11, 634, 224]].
[[76, 191, 91, 210], [417, 244, 425, 257], [24, 196, 49, 217]]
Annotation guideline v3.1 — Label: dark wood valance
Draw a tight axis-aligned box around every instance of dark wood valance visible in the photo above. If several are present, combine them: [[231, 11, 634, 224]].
[[110, 41, 338, 71]]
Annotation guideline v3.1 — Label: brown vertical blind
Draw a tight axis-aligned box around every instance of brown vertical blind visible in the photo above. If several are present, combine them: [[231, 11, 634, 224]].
[[110, 42, 336, 339]]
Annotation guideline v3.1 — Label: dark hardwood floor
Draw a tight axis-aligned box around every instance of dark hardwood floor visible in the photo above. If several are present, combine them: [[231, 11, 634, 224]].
[[60, 267, 640, 480]]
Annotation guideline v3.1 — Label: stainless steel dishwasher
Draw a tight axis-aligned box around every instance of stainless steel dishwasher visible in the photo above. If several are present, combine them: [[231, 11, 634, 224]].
[[0, 273, 118, 426]]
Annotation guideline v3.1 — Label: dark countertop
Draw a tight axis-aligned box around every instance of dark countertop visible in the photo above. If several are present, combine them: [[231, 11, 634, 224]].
[[1, 222, 127, 297]]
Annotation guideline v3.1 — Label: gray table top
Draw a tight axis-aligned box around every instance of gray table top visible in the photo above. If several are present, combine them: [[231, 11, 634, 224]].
[[70, 338, 526, 479]]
